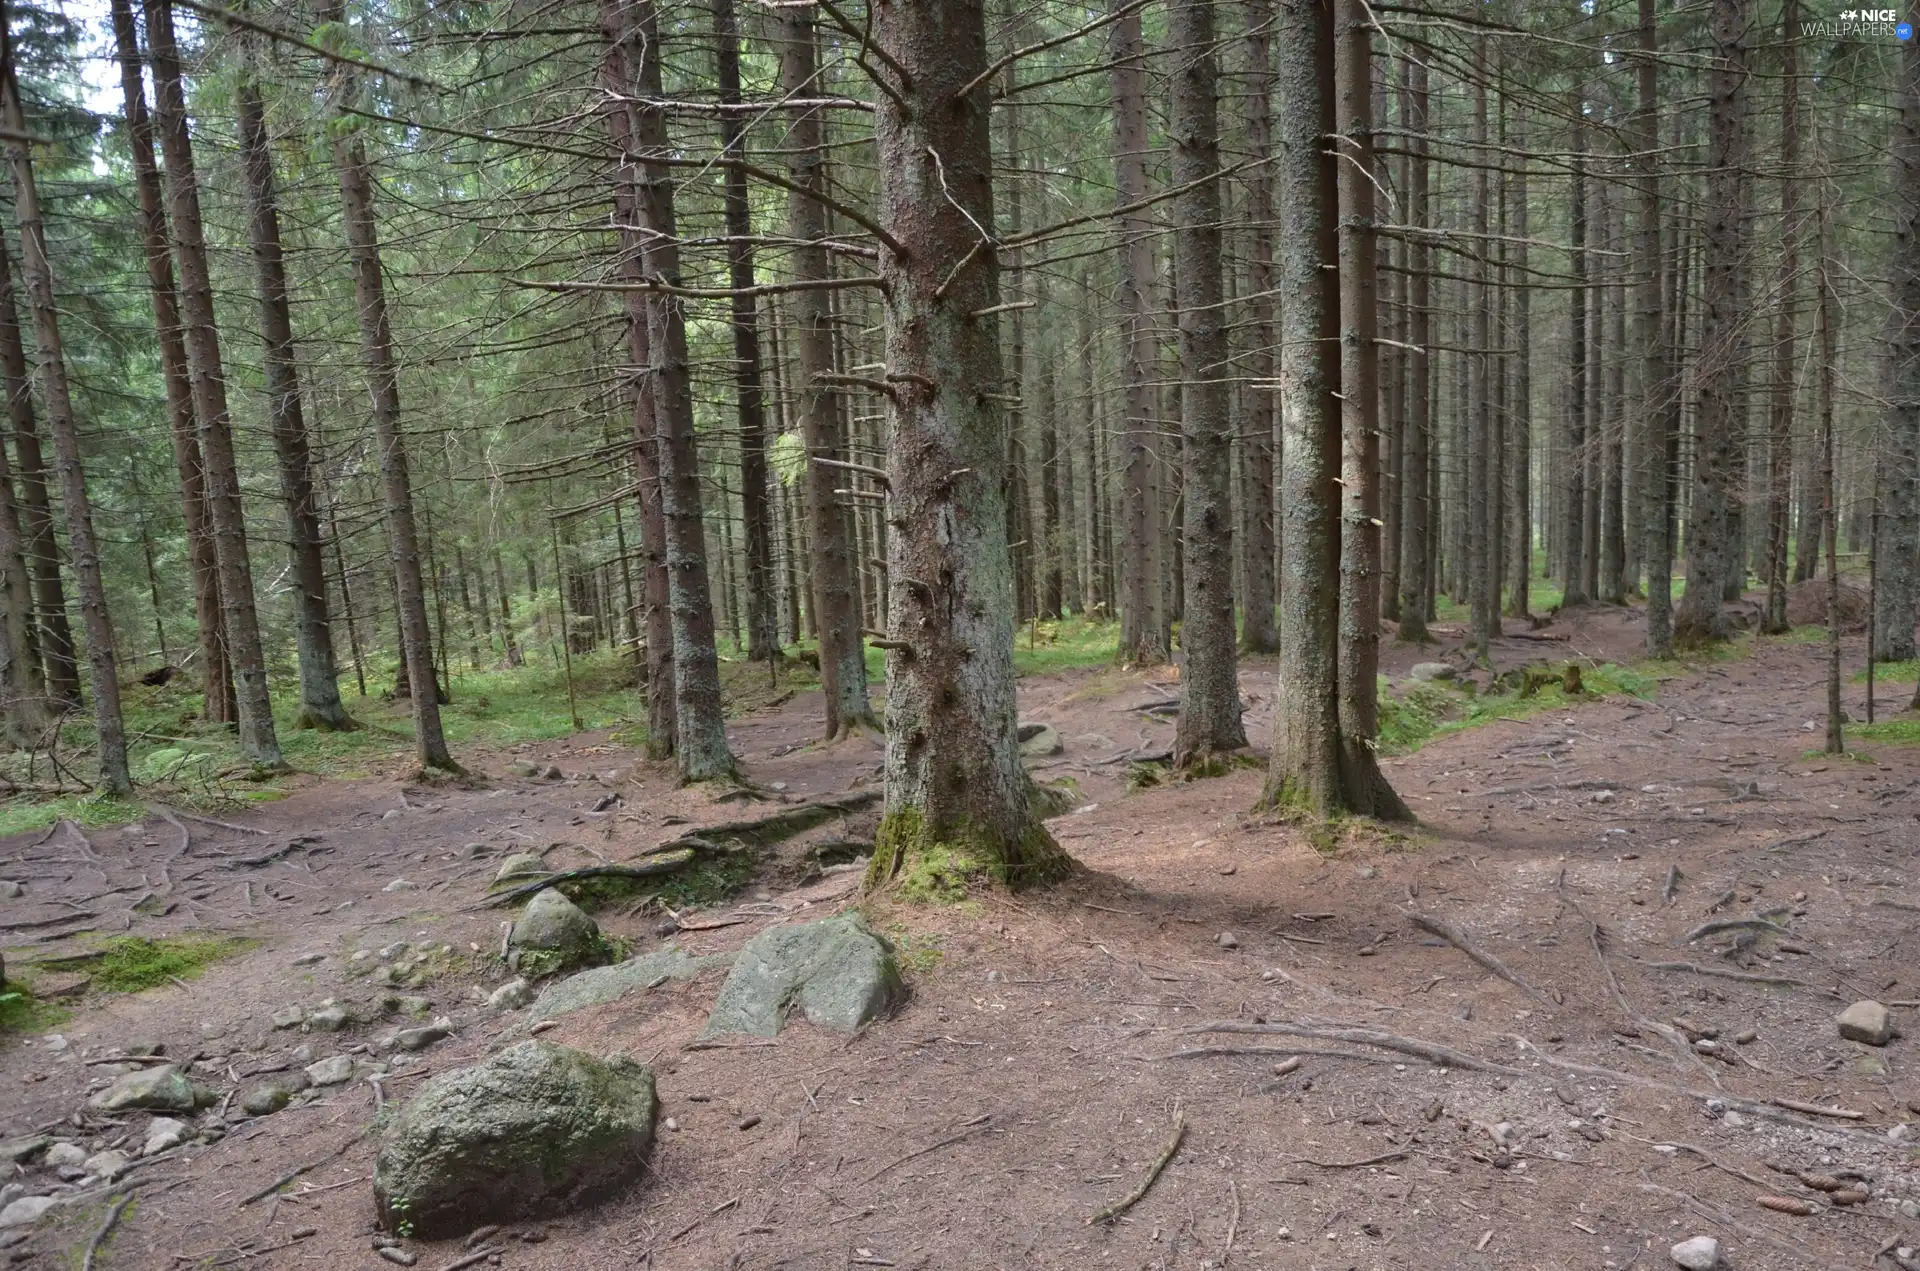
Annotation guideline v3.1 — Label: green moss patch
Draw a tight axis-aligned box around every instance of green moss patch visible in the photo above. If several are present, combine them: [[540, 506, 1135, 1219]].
[[87, 935, 253, 993]]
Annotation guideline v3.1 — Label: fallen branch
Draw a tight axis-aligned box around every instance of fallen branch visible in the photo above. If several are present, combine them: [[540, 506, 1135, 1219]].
[[431, 1250, 502, 1271], [860, 1115, 993, 1183], [238, 1132, 361, 1206], [1407, 912, 1553, 1006], [1153, 1045, 1401, 1066], [1088, 1110, 1185, 1225], [1643, 961, 1815, 989], [1679, 918, 1792, 945], [477, 854, 697, 908], [1185, 1022, 1527, 1076], [1296, 1150, 1407, 1169], [1770, 1097, 1863, 1120]]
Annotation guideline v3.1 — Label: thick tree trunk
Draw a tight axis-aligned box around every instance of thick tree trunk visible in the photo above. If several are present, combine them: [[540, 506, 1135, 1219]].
[[108, 0, 227, 725], [0, 24, 129, 794], [1467, 50, 1495, 655], [1505, 102, 1533, 618], [1112, 7, 1167, 663], [324, 17, 455, 772], [779, 10, 874, 737], [1240, 0, 1279, 653], [1397, 58, 1432, 641], [1170, 0, 1246, 765], [1601, 183, 1628, 603], [1331, 0, 1405, 816], [616, 0, 734, 782], [0, 236, 74, 712], [236, 69, 352, 732], [1563, 116, 1590, 607], [1763, 3, 1801, 635], [862, 0, 1071, 891], [148, 0, 283, 767], [1636, 0, 1676, 656], [1676, 0, 1752, 645], [712, 0, 777, 665], [1879, 28, 1920, 660]]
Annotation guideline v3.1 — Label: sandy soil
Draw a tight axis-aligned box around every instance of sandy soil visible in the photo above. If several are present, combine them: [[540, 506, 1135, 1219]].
[[2, 601, 1917, 1271]]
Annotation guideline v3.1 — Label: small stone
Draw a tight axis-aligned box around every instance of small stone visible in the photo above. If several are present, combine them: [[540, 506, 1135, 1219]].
[[83, 1150, 130, 1181], [376, 1249, 418, 1266], [392, 995, 434, 1017], [271, 1005, 305, 1029], [663, 1117, 679, 1132], [0, 1197, 55, 1228], [1669, 1236, 1720, 1270], [542, 765, 564, 780], [507, 759, 539, 778], [90, 1065, 196, 1112], [985, 970, 1004, 983], [239, 1074, 307, 1116], [1218, 863, 1237, 875], [508, 889, 602, 968], [1837, 1000, 1895, 1046], [738, 1115, 761, 1130], [488, 978, 533, 1011], [1704, 1099, 1726, 1119], [305, 1002, 350, 1032], [1409, 662, 1455, 682], [291, 952, 325, 968], [1899, 1199, 1920, 1220], [384, 878, 416, 893], [143, 1117, 188, 1157], [1721, 1111, 1747, 1129], [395, 1021, 453, 1053], [305, 1055, 355, 1087], [1890, 1122, 1913, 1144], [291, 1045, 313, 1063], [1733, 1028, 1756, 1045], [493, 854, 549, 885], [383, 809, 404, 821], [1216, 932, 1239, 949], [1016, 722, 1063, 757], [0, 881, 21, 899], [463, 843, 493, 858], [42, 1143, 85, 1169], [1355, 864, 1378, 880]]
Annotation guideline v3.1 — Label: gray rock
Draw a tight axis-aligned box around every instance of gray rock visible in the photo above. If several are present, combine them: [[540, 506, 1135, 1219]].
[[42, 1143, 85, 1169], [305, 1055, 355, 1087], [1838, 1000, 1895, 1046], [509, 889, 601, 968], [1670, 1236, 1720, 1270], [1409, 662, 1456, 683], [527, 948, 730, 1025], [270, 1005, 305, 1030], [488, 978, 533, 1011], [0, 880, 21, 899], [1216, 932, 1240, 949], [305, 1001, 350, 1032], [376, 1249, 418, 1266], [493, 853, 549, 885], [372, 1040, 656, 1239], [239, 1073, 308, 1116], [390, 995, 434, 1017], [0, 1197, 55, 1228], [507, 759, 540, 778], [1016, 722, 1063, 757], [395, 1020, 453, 1052], [542, 765, 564, 781], [291, 952, 325, 968], [702, 912, 903, 1039], [143, 1117, 188, 1157], [384, 878, 416, 893], [90, 1064, 195, 1112], [0, 1138, 47, 1166], [82, 1150, 129, 1181]]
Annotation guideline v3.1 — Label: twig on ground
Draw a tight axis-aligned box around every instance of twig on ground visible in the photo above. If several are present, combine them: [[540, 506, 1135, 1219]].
[[430, 1250, 502, 1271], [1296, 1150, 1407, 1169], [1153, 1045, 1400, 1065], [1088, 1109, 1185, 1225], [1406, 912, 1554, 1005], [1643, 961, 1815, 989], [861, 1115, 992, 1183], [668, 1196, 738, 1242], [1679, 918, 1792, 945], [81, 1191, 132, 1271], [1187, 1021, 1528, 1075], [237, 1132, 362, 1206], [1225, 1178, 1240, 1264], [1770, 1097, 1863, 1120]]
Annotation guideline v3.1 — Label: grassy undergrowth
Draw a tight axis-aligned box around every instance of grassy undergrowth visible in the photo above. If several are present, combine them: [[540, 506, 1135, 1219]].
[[1377, 661, 1660, 755]]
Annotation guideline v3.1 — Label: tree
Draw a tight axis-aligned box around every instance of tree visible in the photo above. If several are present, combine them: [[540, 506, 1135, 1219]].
[[1880, 22, 1920, 661], [1170, 0, 1246, 766], [1239, 0, 1278, 654], [864, 0, 1071, 890], [1635, 0, 1675, 658], [0, 1, 128, 794]]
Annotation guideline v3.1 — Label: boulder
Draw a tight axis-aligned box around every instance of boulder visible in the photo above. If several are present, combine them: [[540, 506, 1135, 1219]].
[[526, 947, 730, 1025], [89, 1064, 195, 1113], [509, 889, 601, 971], [702, 912, 903, 1039], [493, 853, 549, 885], [305, 1055, 355, 1087], [1408, 662, 1456, 683], [1016, 722, 1063, 757], [0, 1196, 55, 1228], [239, 1073, 307, 1117], [373, 1040, 656, 1239], [1838, 1000, 1895, 1046], [42, 1143, 85, 1169]]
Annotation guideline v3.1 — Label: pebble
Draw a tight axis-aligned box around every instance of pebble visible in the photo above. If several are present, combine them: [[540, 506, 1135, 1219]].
[[270, 1005, 304, 1030], [1216, 932, 1239, 949], [1669, 1235, 1720, 1270], [1733, 1028, 1756, 1045], [0, 881, 21, 899], [383, 878, 416, 893], [738, 1115, 761, 1130], [663, 1117, 679, 1132], [291, 1045, 313, 1064], [394, 1021, 453, 1052]]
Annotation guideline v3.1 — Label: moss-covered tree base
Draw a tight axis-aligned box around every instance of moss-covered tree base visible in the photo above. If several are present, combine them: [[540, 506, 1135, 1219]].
[[866, 807, 1076, 902]]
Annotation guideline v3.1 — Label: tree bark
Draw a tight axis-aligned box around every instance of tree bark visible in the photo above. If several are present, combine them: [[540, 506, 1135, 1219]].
[[322, 7, 455, 772], [1170, 0, 1246, 765], [863, 0, 1072, 890], [1239, 0, 1279, 653], [107, 0, 227, 725], [614, 0, 735, 782], [147, 0, 283, 768], [1563, 113, 1590, 607], [1762, 0, 1801, 635], [1601, 180, 1628, 603], [1112, 5, 1167, 663], [1467, 48, 1495, 655], [1636, 0, 1676, 656], [1505, 101, 1532, 618], [1879, 24, 1920, 660], [236, 65, 353, 731], [1397, 57, 1431, 641], [0, 18, 129, 794]]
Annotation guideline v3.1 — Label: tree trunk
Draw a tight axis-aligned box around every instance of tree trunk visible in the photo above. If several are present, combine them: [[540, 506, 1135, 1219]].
[[236, 67, 352, 732], [1239, 0, 1279, 653], [1636, 0, 1676, 656], [1505, 101, 1532, 618], [780, 8, 875, 737], [1112, 6, 1166, 663], [1397, 57, 1432, 641], [0, 19, 129, 794], [1467, 49, 1495, 655], [615, 0, 734, 782], [1880, 26, 1920, 660], [1170, 0, 1246, 765], [1762, 2, 1800, 635], [863, 0, 1072, 891], [1601, 181, 1628, 603], [108, 0, 227, 726], [1332, 0, 1405, 816], [711, 0, 777, 665], [1676, 0, 1752, 645], [1563, 114, 1590, 607], [147, 0, 283, 768], [1820, 183, 1843, 748], [323, 10, 455, 772]]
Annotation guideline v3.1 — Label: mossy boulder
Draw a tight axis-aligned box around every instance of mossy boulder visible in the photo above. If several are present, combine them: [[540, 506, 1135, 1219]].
[[525, 946, 732, 1026], [701, 912, 904, 1039], [508, 889, 602, 974], [372, 1040, 656, 1238]]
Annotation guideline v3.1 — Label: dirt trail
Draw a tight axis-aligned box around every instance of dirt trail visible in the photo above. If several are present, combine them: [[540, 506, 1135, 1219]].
[[3, 605, 1918, 1270]]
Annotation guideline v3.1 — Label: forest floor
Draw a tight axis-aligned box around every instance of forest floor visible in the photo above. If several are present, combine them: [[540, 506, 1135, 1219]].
[[3, 596, 1920, 1271]]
